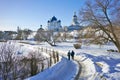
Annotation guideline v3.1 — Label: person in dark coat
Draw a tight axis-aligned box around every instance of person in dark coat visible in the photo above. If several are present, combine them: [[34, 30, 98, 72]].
[[67, 50, 71, 60], [71, 50, 75, 60]]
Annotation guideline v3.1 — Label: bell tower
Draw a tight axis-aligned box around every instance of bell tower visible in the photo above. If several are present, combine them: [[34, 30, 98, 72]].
[[72, 12, 79, 26]]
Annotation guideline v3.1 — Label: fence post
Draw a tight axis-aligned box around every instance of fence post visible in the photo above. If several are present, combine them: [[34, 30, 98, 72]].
[[52, 50, 56, 63], [49, 53, 52, 66], [56, 51, 59, 62], [41, 61, 44, 72]]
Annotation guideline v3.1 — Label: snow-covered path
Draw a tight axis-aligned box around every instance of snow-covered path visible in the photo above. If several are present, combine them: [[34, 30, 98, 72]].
[[18, 41, 120, 80], [26, 57, 78, 80]]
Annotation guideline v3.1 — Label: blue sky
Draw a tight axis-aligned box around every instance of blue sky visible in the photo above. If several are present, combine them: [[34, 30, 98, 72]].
[[0, 0, 85, 31]]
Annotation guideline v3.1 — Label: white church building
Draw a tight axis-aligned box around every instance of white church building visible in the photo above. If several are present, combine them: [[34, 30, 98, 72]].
[[47, 16, 62, 31], [67, 12, 82, 31], [47, 12, 82, 32]]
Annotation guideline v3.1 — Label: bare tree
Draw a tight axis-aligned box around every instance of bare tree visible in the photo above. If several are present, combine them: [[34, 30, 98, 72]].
[[27, 49, 47, 76], [0, 43, 17, 80], [22, 29, 32, 40], [16, 29, 32, 40], [79, 0, 120, 52], [27, 52, 38, 76], [35, 29, 59, 46], [0, 43, 40, 79], [0, 43, 29, 80], [0, 42, 59, 79], [16, 30, 23, 40], [61, 26, 68, 41]]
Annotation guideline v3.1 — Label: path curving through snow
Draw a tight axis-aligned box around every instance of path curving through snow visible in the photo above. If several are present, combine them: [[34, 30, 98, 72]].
[[26, 57, 78, 80]]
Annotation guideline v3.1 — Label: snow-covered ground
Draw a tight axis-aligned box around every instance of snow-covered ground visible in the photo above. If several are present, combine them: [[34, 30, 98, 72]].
[[17, 41, 79, 80], [1, 40, 120, 80], [23, 41, 120, 80], [26, 57, 78, 80]]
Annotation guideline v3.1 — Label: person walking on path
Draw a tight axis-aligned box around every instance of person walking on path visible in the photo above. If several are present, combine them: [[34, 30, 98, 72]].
[[67, 50, 71, 60], [71, 50, 75, 60]]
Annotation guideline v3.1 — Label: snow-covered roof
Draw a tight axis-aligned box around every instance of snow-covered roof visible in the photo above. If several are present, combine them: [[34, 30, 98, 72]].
[[67, 25, 82, 31]]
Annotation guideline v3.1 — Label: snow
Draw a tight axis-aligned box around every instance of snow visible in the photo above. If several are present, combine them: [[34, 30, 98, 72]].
[[96, 61, 109, 73], [26, 57, 78, 80], [29, 41, 120, 80], [115, 63, 120, 72], [1, 40, 120, 80]]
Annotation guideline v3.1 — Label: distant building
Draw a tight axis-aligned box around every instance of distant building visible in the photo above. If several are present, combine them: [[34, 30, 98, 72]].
[[47, 16, 62, 31], [38, 25, 44, 31], [67, 12, 82, 31], [3, 31, 17, 40]]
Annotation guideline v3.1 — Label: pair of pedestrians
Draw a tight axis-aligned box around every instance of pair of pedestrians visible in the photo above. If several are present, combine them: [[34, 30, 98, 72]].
[[67, 50, 75, 60]]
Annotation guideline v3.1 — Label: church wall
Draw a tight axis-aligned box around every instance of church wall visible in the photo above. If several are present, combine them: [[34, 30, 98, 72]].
[[47, 16, 62, 31]]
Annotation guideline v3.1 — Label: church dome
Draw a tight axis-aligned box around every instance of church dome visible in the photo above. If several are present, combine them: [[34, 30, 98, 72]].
[[38, 25, 44, 31], [50, 16, 57, 22], [73, 15, 77, 17], [58, 20, 61, 22], [48, 20, 50, 23], [73, 12, 77, 17]]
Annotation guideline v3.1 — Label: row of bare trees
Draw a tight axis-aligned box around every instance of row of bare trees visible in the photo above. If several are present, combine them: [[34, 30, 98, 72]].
[[0, 43, 59, 80], [34, 28, 78, 46], [16, 28, 32, 40], [34, 29, 57, 46]]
